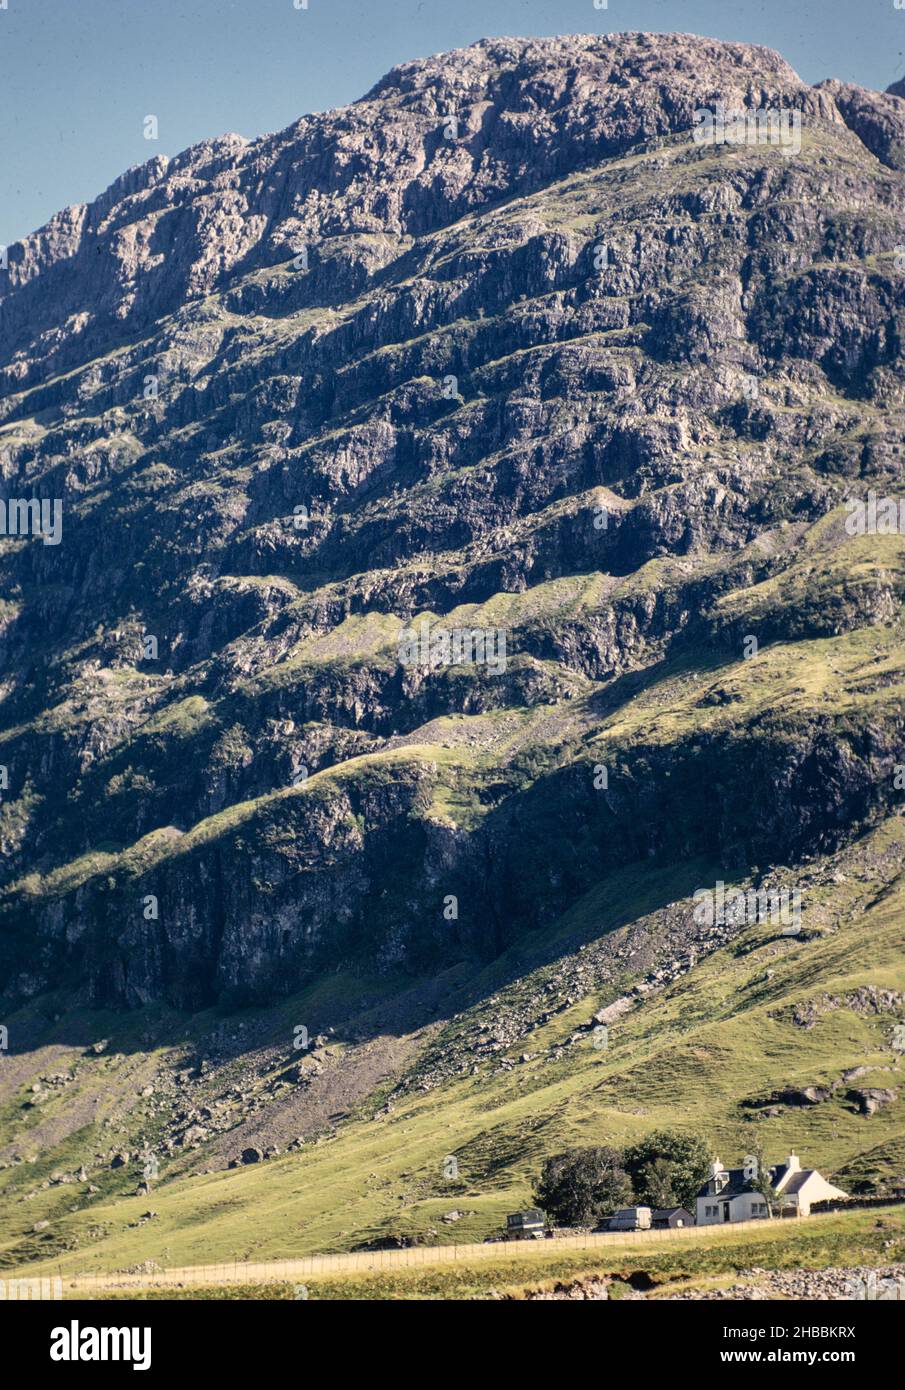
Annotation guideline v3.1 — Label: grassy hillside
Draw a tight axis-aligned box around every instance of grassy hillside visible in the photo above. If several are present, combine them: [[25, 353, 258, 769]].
[[2, 814, 903, 1276]]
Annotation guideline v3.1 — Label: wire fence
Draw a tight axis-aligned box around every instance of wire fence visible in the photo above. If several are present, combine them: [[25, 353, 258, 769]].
[[57, 1207, 848, 1296]]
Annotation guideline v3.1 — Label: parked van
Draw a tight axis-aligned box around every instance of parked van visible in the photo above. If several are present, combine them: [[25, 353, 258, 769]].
[[505, 1209, 547, 1240]]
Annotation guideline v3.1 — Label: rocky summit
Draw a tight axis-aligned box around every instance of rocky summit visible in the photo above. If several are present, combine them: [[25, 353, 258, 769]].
[[0, 33, 904, 1267]]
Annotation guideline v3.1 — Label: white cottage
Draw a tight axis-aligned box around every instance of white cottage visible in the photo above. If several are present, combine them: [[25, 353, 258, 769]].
[[696, 1153, 847, 1225]]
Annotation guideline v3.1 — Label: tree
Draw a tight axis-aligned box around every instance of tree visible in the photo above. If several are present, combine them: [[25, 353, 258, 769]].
[[745, 1136, 781, 1218], [623, 1130, 712, 1210], [641, 1155, 679, 1208], [535, 1147, 633, 1227]]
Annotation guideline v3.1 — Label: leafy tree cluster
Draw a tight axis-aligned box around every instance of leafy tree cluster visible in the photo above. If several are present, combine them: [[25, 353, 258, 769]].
[[534, 1131, 711, 1227]]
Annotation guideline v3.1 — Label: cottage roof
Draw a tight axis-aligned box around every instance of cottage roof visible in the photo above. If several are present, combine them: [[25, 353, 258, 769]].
[[697, 1168, 754, 1199], [778, 1170, 815, 1195], [698, 1162, 828, 1201]]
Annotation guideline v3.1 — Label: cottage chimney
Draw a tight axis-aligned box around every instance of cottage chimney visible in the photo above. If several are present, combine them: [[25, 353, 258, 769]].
[[710, 1157, 726, 1191], [786, 1153, 800, 1173]]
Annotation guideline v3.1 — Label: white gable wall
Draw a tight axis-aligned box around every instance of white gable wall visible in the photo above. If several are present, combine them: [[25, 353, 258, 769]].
[[792, 1172, 848, 1216]]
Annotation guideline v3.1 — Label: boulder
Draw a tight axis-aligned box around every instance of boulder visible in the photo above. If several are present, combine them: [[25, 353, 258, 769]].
[[847, 1087, 897, 1116]]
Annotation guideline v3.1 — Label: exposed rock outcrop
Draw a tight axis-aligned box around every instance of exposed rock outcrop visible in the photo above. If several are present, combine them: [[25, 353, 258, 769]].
[[2, 34, 905, 1009]]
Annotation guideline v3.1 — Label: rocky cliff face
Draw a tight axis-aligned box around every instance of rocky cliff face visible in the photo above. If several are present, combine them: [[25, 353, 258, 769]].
[[1, 32, 905, 1010]]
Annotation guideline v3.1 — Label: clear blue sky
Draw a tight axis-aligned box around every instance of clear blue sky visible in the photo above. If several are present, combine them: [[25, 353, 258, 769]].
[[1, 0, 901, 245]]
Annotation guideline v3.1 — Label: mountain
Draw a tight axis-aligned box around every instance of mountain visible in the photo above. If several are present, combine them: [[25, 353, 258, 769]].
[[1, 33, 904, 1270]]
